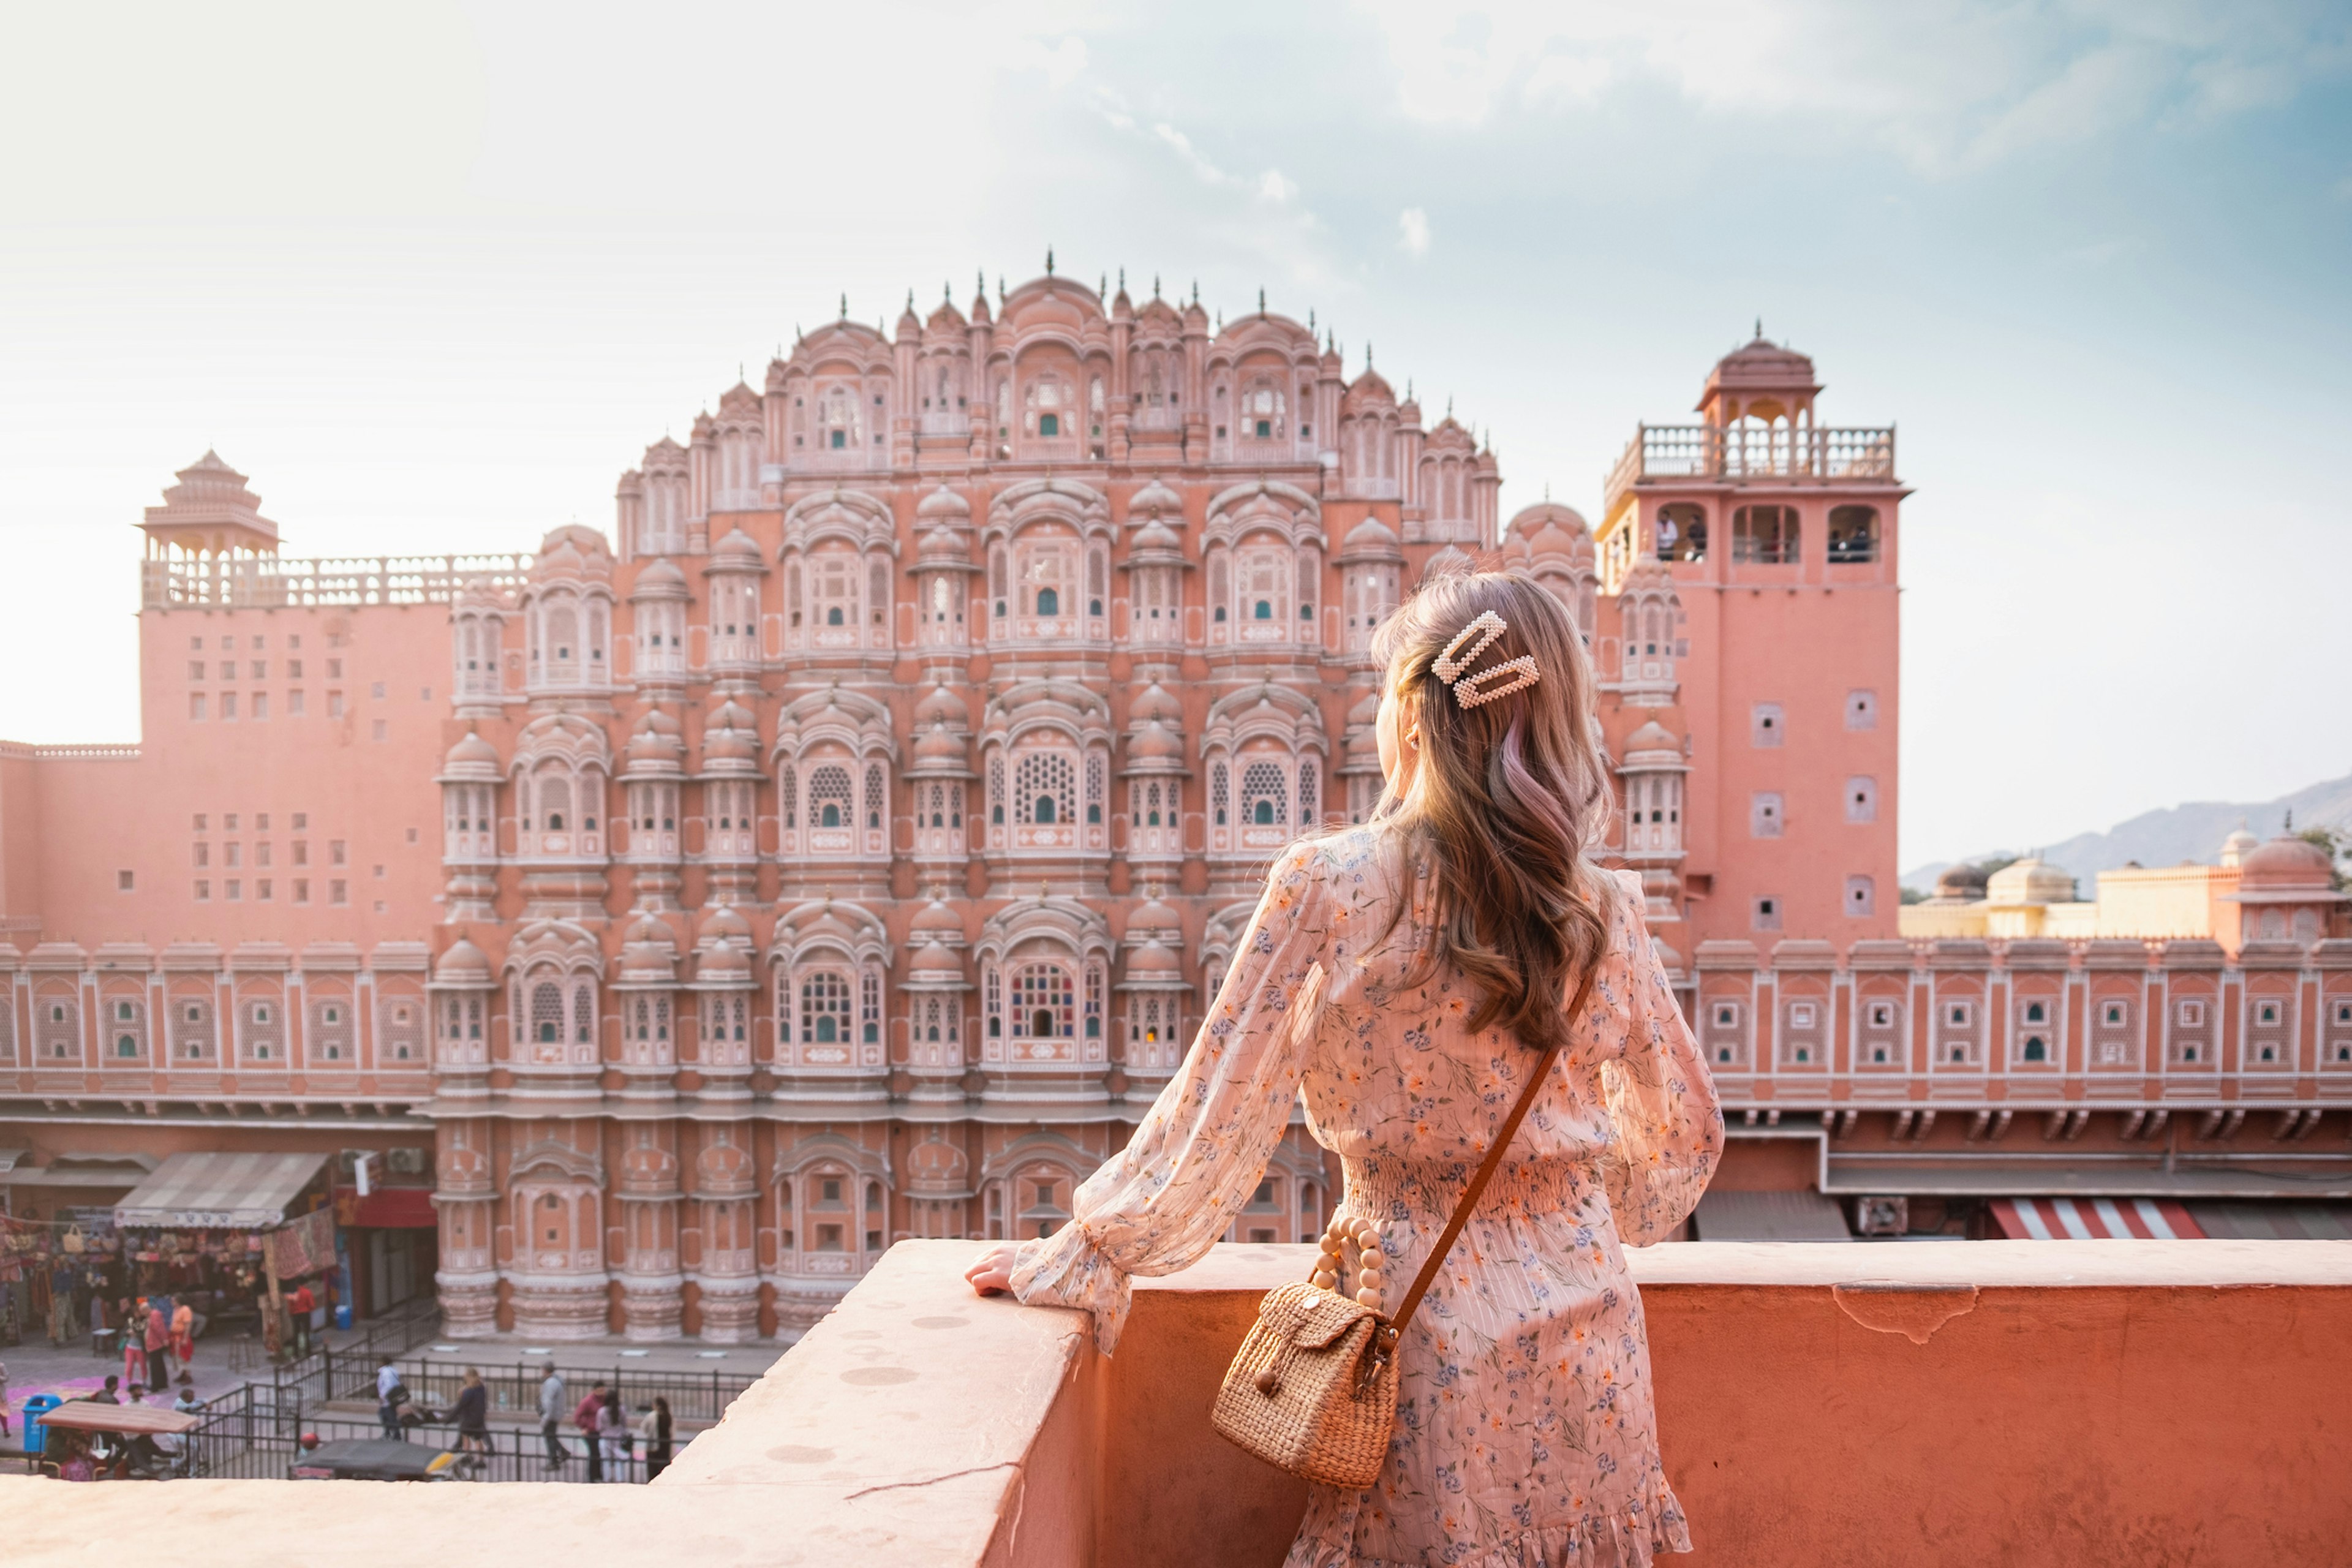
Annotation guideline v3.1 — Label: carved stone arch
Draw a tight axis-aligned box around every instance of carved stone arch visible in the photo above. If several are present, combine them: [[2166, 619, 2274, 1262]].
[[769, 899, 892, 971], [1204, 479, 1325, 551], [510, 712, 613, 772], [776, 1131, 892, 1185], [510, 1137, 604, 1187], [902, 1130, 973, 1199], [974, 895, 1114, 968], [978, 1130, 1101, 1185], [781, 487, 898, 555], [1202, 682, 1330, 756], [502, 918, 607, 980], [985, 477, 1114, 544]]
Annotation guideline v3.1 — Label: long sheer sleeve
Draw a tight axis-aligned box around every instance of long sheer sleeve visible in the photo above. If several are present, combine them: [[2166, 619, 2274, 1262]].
[[1594, 872, 1724, 1245], [1008, 847, 1333, 1354]]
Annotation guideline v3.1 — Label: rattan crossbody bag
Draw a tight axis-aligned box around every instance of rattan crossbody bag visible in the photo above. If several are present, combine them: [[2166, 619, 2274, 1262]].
[[1209, 960, 1599, 1490]]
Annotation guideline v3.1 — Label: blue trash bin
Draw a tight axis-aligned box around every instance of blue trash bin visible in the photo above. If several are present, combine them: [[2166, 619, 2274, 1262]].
[[21, 1393, 63, 1455], [334, 1303, 353, 1332]]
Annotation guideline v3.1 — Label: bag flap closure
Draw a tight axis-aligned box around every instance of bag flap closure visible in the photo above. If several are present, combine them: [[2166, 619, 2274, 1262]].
[[1259, 1280, 1373, 1350]]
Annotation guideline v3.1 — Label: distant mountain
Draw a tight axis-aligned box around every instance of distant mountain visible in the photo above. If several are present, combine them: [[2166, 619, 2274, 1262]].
[[1903, 770, 2352, 895]]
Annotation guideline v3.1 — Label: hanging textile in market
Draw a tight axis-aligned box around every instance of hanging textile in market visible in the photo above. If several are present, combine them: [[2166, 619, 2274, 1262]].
[[264, 1205, 336, 1280]]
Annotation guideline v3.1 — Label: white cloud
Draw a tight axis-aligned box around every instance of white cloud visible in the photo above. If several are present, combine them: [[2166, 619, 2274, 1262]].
[[1352, 0, 2352, 173], [1258, 169, 1300, 203], [1398, 208, 1431, 257]]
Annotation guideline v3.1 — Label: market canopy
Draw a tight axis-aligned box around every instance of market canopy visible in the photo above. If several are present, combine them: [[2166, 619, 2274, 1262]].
[[37, 1400, 202, 1435], [113, 1151, 330, 1229]]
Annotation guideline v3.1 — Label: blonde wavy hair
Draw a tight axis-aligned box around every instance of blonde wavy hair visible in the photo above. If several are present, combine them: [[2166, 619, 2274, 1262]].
[[1370, 570, 1618, 1052]]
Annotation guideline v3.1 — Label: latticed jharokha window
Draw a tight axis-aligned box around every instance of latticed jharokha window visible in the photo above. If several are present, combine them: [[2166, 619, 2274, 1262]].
[[1012, 963, 1075, 1038], [807, 765, 853, 829], [1015, 752, 1076, 826], [801, 970, 853, 1044], [1240, 760, 1289, 826]]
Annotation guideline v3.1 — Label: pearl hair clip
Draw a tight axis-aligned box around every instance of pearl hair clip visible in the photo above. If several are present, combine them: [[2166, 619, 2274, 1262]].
[[1431, 611, 1540, 709]]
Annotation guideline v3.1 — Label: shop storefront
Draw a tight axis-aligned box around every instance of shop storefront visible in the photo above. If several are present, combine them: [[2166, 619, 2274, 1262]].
[[111, 1152, 341, 1351]]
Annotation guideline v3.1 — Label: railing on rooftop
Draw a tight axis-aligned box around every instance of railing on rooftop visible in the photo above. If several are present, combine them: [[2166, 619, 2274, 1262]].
[[1605, 423, 1896, 505], [140, 553, 532, 611]]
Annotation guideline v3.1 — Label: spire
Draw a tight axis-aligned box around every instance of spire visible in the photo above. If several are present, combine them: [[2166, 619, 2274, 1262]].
[[1045, 245, 1055, 276], [1308, 309, 1315, 333], [1366, 342, 1374, 368], [1191, 279, 1199, 304], [944, 279, 952, 301], [1153, 273, 1161, 298], [1754, 315, 1763, 340], [1098, 272, 1106, 296], [905, 288, 913, 310], [839, 293, 847, 321], [1257, 286, 1265, 314], [976, 268, 986, 301], [1118, 266, 1126, 292]]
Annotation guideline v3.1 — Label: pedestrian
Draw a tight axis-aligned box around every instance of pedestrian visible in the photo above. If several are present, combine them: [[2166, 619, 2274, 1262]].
[[0, 1352, 10, 1439], [145, 1298, 175, 1388], [453, 1367, 491, 1457], [172, 1298, 195, 1367], [92, 1374, 121, 1404], [597, 1387, 629, 1480], [375, 1355, 406, 1441], [638, 1396, 673, 1482], [121, 1304, 148, 1392], [285, 1282, 315, 1359], [537, 1363, 567, 1471], [573, 1381, 608, 1482]]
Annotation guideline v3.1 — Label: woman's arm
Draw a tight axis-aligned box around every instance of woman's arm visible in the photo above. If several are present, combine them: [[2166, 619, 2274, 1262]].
[[1594, 870, 1725, 1245], [972, 845, 1335, 1354]]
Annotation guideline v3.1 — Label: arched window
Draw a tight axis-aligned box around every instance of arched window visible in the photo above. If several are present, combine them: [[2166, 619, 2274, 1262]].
[[531, 982, 563, 1044], [801, 970, 853, 1047], [1240, 761, 1289, 831], [1826, 505, 1878, 564], [1036, 586, 1060, 616], [1012, 963, 1074, 1038], [1732, 505, 1800, 564], [1013, 752, 1076, 831], [808, 764, 853, 834]]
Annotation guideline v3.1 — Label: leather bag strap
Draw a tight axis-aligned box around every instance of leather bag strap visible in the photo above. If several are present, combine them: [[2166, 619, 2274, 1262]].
[[1384, 960, 1600, 1338]]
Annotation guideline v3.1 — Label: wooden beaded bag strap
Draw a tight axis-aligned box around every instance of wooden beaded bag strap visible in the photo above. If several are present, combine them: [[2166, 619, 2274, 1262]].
[[1371, 960, 1601, 1365]]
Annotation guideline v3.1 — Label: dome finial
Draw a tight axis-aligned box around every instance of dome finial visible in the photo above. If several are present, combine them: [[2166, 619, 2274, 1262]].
[[839, 293, 848, 320], [1258, 286, 1265, 314], [1153, 273, 1161, 298], [1045, 245, 1055, 276], [1754, 316, 1764, 340]]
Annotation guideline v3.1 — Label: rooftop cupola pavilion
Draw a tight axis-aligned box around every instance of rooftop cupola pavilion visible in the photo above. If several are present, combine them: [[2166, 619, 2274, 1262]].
[[0, 276, 2345, 1359]]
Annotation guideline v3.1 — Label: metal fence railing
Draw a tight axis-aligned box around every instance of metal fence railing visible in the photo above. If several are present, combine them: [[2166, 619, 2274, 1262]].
[[383, 1354, 761, 1427], [184, 1407, 693, 1485]]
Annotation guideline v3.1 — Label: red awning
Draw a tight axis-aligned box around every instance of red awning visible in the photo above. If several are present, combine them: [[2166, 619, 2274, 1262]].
[[1989, 1197, 2205, 1241], [334, 1185, 437, 1229]]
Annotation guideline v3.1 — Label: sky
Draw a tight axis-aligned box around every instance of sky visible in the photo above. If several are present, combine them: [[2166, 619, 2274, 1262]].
[[2, 0, 2346, 869]]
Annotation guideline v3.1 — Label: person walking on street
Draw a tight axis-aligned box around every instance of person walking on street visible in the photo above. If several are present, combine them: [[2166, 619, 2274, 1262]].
[[597, 1387, 629, 1481], [145, 1300, 175, 1389], [537, 1364, 567, 1471], [171, 1299, 195, 1367], [638, 1396, 673, 1482], [120, 1303, 148, 1393], [574, 1381, 608, 1482], [0, 1353, 10, 1439], [285, 1283, 315, 1359], [375, 1355, 406, 1440], [453, 1368, 491, 1457]]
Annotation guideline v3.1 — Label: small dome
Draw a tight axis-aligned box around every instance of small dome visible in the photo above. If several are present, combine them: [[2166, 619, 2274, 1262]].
[[1125, 937, 1183, 978], [916, 484, 971, 521], [697, 941, 753, 984], [1623, 720, 1680, 757], [708, 528, 763, 569], [914, 683, 969, 729], [1126, 891, 1182, 938], [620, 916, 680, 982], [916, 524, 972, 565], [1129, 478, 1183, 519], [1987, 857, 2076, 906], [434, 938, 492, 984], [1933, 864, 1989, 903], [1129, 720, 1182, 763], [1130, 518, 1184, 556], [914, 722, 966, 765], [697, 904, 753, 946], [1130, 682, 1182, 727], [908, 938, 963, 980], [2220, 827, 2261, 867], [442, 731, 501, 774], [1344, 517, 1401, 551], [2237, 835, 2334, 890], [910, 894, 965, 940], [1507, 500, 1590, 539], [630, 557, 688, 597], [1348, 688, 1381, 726]]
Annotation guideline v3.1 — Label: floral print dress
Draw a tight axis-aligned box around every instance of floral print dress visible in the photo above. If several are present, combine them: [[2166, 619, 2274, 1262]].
[[1009, 827, 1724, 1568]]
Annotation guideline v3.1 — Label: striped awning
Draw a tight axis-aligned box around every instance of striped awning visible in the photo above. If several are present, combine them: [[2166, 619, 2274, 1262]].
[[113, 1151, 330, 1229], [1989, 1196, 2204, 1241]]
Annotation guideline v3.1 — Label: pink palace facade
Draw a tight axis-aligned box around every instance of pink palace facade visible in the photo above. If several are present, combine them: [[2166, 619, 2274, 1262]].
[[2, 272, 2348, 1340]]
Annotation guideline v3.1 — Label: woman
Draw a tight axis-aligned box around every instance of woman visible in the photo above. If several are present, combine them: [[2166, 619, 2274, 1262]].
[[120, 1298, 148, 1393], [171, 1298, 195, 1368], [597, 1387, 631, 1480], [453, 1366, 492, 1456], [638, 1395, 674, 1481], [968, 571, 1721, 1567]]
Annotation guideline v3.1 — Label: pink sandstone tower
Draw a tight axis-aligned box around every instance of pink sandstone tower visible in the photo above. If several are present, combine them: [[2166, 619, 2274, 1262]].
[[0, 280, 2344, 1340]]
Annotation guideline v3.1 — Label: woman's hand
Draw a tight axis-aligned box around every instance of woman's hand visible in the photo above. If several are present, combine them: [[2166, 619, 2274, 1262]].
[[965, 1243, 1022, 1296]]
